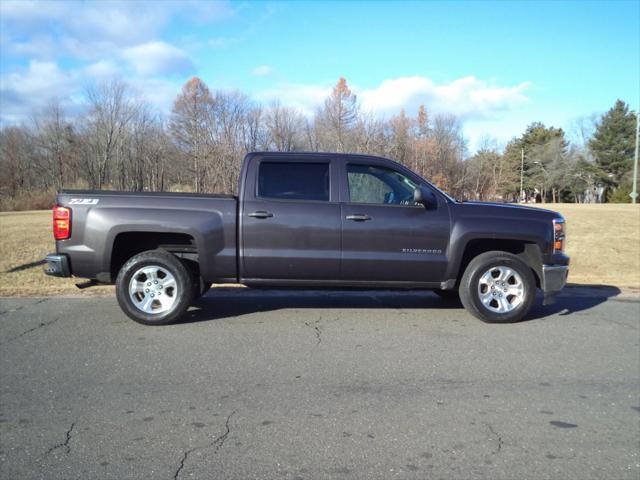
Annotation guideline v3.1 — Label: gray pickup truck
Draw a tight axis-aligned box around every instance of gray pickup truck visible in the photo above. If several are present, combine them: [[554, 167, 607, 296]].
[[45, 152, 569, 325]]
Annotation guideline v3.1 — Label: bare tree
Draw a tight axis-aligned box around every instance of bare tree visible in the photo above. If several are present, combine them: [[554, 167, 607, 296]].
[[209, 91, 251, 192], [265, 101, 303, 152], [243, 104, 266, 152], [315, 77, 359, 152], [429, 114, 466, 196], [0, 127, 33, 198], [82, 80, 138, 188], [2, 73, 620, 210], [388, 109, 413, 164], [169, 77, 214, 193], [354, 112, 386, 156], [32, 101, 76, 189]]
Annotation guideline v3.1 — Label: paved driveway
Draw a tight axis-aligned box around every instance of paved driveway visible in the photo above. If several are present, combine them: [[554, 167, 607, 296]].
[[1, 287, 639, 479]]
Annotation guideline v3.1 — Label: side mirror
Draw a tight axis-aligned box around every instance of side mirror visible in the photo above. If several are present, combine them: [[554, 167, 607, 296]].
[[414, 186, 437, 209]]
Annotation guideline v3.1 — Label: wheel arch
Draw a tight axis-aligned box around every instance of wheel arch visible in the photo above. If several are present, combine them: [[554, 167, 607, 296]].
[[91, 207, 228, 283], [452, 239, 542, 289], [109, 231, 198, 281]]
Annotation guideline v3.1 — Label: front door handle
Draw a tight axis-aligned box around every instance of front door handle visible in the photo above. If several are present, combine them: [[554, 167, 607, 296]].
[[346, 214, 372, 222], [248, 211, 274, 219]]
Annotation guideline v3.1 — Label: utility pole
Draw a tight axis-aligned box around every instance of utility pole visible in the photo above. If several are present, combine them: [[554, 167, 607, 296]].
[[519, 148, 525, 203], [631, 109, 639, 204]]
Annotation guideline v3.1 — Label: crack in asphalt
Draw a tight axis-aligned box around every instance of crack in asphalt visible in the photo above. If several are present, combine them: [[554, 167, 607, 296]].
[[485, 423, 504, 454], [173, 411, 236, 480], [1, 316, 61, 346], [304, 317, 322, 346], [605, 318, 639, 331], [0, 298, 49, 317], [46, 422, 75, 456]]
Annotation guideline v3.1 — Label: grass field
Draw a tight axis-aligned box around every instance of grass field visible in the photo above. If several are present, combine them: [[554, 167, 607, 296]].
[[0, 204, 639, 296]]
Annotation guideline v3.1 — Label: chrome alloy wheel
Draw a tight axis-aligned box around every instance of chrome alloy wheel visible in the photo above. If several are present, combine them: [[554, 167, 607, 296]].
[[128, 265, 178, 314], [477, 266, 525, 313]]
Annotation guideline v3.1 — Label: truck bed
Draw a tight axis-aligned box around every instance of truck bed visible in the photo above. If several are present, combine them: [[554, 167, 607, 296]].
[[55, 190, 238, 283]]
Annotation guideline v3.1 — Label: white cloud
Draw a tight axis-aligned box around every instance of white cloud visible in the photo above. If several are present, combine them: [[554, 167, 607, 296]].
[[0, 58, 186, 124], [255, 75, 532, 152], [123, 41, 194, 76], [0, 1, 68, 24], [128, 77, 183, 114], [0, 0, 235, 62], [2, 34, 58, 58], [0, 0, 239, 123], [83, 60, 120, 79], [359, 76, 531, 119], [255, 83, 332, 116], [253, 65, 274, 77], [0, 60, 78, 123], [256, 76, 531, 121]]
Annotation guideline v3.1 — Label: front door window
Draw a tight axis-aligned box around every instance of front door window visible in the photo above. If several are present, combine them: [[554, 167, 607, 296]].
[[347, 164, 417, 205]]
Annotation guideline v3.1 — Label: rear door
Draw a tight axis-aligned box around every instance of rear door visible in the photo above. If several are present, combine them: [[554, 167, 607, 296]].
[[340, 158, 450, 284], [240, 155, 341, 281]]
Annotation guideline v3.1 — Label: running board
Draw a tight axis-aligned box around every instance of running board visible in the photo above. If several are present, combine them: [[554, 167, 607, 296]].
[[76, 279, 99, 290]]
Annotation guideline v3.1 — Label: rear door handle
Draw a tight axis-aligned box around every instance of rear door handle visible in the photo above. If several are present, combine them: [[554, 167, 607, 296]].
[[346, 214, 372, 222], [248, 211, 274, 219]]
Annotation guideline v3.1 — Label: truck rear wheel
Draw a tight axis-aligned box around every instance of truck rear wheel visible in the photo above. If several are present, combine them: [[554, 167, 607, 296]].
[[115, 249, 194, 325], [459, 251, 536, 323]]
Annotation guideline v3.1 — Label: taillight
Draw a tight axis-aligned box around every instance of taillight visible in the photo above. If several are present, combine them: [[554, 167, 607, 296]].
[[53, 206, 71, 240], [553, 218, 565, 252]]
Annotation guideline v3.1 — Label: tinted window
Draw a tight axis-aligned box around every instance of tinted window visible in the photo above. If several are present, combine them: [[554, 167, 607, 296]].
[[258, 162, 330, 201], [347, 164, 417, 205]]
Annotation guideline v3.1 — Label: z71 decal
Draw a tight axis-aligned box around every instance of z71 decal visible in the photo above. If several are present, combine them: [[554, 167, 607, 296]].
[[69, 198, 99, 205]]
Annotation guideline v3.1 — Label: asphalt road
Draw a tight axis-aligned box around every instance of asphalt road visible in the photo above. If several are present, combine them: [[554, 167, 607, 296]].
[[1, 287, 639, 480]]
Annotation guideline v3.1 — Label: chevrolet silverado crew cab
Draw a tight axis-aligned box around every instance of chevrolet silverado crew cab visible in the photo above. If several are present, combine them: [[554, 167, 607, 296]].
[[45, 152, 569, 325]]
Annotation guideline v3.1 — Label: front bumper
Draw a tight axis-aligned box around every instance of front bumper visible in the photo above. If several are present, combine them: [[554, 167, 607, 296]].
[[541, 264, 569, 304], [44, 254, 71, 277]]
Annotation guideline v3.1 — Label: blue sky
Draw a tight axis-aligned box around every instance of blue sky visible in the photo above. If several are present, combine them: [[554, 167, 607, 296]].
[[1, 0, 638, 151]]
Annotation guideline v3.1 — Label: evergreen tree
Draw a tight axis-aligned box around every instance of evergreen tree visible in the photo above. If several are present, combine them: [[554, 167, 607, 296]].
[[589, 99, 636, 185], [502, 122, 566, 200]]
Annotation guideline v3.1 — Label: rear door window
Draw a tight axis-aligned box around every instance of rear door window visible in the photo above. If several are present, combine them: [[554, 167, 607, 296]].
[[258, 162, 330, 202]]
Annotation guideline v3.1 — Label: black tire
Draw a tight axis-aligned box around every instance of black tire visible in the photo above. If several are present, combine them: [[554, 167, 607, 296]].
[[115, 249, 194, 325], [459, 251, 536, 323], [433, 289, 460, 302]]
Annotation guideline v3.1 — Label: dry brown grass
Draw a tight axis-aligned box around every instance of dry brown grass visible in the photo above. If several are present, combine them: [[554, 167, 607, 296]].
[[534, 203, 640, 288], [0, 210, 113, 296], [0, 205, 638, 296]]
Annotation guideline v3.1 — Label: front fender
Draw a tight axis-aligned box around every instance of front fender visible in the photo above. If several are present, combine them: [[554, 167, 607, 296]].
[[445, 215, 551, 282]]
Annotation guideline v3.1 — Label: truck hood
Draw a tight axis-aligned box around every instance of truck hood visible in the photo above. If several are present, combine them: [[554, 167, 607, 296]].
[[454, 201, 563, 220]]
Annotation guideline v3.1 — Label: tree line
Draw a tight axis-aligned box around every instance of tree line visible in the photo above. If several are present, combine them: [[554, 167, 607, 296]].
[[0, 76, 636, 210]]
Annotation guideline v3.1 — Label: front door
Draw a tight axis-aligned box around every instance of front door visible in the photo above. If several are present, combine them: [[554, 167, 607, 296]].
[[241, 157, 341, 281], [340, 161, 450, 284]]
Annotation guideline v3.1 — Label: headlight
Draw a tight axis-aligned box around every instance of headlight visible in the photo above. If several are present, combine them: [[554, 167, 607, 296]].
[[553, 218, 565, 252]]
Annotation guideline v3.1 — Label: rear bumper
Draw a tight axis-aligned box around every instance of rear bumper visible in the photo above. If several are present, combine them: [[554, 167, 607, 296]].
[[44, 254, 71, 277], [541, 264, 569, 304]]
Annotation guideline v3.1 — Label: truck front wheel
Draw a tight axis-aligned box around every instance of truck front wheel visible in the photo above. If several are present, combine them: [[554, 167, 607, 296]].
[[115, 249, 194, 325], [459, 251, 536, 323]]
